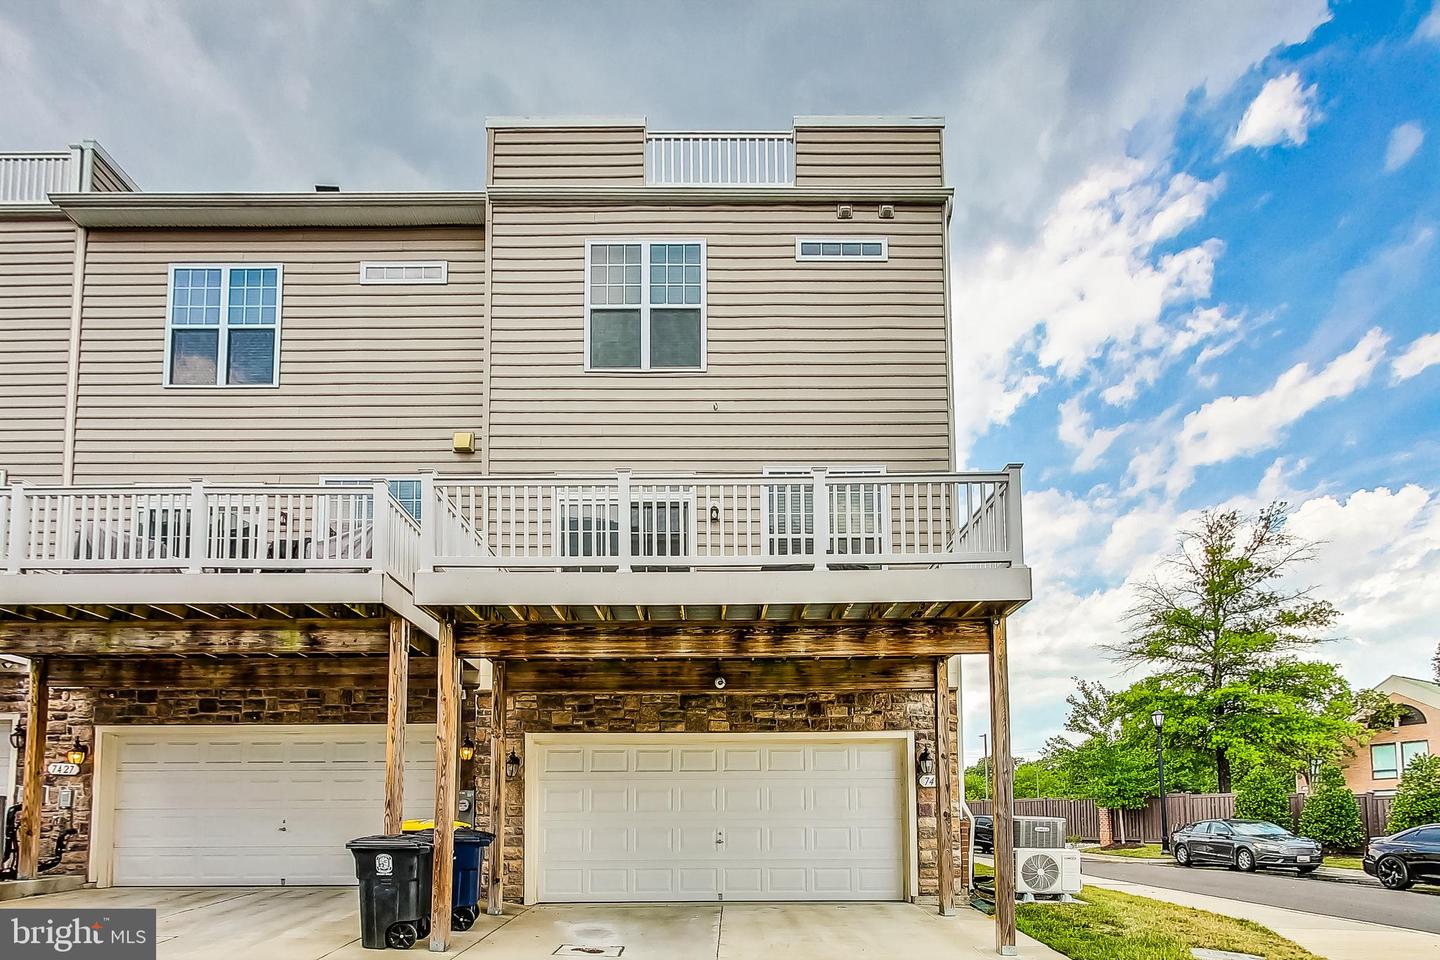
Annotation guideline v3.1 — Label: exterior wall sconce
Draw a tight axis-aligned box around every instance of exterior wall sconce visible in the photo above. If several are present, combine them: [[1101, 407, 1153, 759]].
[[505, 749, 521, 780], [709, 504, 720, 523], [917, 747, 936, 787], [459, 736, 476, 762], [66, 739, 89, 766], [8, 723, 23, 751]]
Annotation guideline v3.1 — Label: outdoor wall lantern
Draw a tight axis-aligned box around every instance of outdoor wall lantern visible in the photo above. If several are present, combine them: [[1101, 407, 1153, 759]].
[[459, 736, 476, 762], [8, 722, 23, 751], [917, 747, 935, 780], [66, 739, 89, 766], [505, 749, 521, 780], [709, 504, 721, 524]]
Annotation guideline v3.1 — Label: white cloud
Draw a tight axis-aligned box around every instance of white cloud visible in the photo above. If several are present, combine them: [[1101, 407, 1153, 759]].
[[1132, 328, 1388, 495], [951, 160, 1225, 460], [1384, 123, 1425, 172], [1057, 399, 1124, 472], [1229, 73, 1321, 152], [1392, 330, 1440, 382], [1418, 2, 1440, 42]]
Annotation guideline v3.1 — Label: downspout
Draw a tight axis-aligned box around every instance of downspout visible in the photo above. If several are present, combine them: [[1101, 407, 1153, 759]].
[[61, 225, 88, 484]]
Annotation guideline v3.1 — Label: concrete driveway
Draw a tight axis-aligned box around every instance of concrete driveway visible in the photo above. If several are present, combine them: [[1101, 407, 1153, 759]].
[[2, 887, 1063, 959]]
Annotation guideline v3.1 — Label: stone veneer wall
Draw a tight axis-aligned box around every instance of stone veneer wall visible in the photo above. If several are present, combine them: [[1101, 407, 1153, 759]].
[[0, 673, 437, 877], [466, 690, 971, 903]]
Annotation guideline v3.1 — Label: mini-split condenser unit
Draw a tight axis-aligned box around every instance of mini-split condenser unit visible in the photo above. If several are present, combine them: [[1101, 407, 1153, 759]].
[[1014, 847, 1083, 898]]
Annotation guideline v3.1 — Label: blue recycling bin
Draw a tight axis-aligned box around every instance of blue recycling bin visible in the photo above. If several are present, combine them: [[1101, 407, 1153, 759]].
[[404, 826, 493, 930]]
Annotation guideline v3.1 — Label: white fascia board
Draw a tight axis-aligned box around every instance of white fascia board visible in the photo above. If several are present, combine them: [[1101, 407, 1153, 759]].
[[485, 115, 647, 129], [794, 115, 946, 128], [415, 566, 1032, 609]]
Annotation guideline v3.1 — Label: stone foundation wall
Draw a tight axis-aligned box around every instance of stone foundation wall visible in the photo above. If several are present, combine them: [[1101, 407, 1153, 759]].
[[467, 690, 970, 902]]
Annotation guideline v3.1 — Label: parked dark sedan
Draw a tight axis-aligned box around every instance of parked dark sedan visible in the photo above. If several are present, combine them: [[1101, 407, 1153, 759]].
[[973, 815, 994, 854], [1171, 819, 1322, 873], [1363, 824, 1440, 890]]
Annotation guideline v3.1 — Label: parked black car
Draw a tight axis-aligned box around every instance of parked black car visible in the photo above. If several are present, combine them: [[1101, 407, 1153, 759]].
[[973, 815, 994, 854], [1363, 824, 1440, 890], [1171, 819, 1322, 873]]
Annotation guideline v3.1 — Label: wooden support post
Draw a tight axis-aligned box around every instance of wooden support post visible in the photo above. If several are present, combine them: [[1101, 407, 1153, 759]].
[[934, 656, 955, 915], [17, 657, 48, 879], [429, 617, 459, 953], [486, 660, 507, 916], [383, 617, 409, 835], [990, 618, 1017, 956]]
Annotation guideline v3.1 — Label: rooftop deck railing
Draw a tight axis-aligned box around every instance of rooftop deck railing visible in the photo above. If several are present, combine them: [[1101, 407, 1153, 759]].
[[424, 467, 1023, 573], [1, 481, 421, 588], [0, 152, 74, 204], [645, 132, 794, 186]]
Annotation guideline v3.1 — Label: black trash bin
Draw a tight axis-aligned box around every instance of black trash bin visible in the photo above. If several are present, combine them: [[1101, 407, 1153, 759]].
[[347, 833, 434, 950]]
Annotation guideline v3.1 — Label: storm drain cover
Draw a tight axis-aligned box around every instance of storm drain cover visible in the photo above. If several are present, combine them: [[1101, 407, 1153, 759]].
[[553, 947, 624, 958], [1192, 950, 1262, 960]]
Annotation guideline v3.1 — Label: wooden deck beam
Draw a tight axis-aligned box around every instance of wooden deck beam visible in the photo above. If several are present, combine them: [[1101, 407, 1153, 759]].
[[0, 619, 390, 656], [43, 654, 435, 689], [455, 619, 989, 660], [505, 657, 932, 695]]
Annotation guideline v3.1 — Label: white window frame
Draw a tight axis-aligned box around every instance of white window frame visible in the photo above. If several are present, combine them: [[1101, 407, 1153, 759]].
[[761, 465, 889, 558], [321, 475, 424, 520], [164, 263, 284, 388], [794, 236, 889, 262], [1372, 742, 1399, 780], [358, 260, 449, 285], [583, 238, 708, 373]]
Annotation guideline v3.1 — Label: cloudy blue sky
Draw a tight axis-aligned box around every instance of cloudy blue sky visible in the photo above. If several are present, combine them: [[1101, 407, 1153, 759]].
[[3, 1, 1438, 765]]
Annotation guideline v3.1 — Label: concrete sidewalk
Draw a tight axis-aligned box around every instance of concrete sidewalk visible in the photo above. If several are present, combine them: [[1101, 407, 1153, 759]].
[[1086, 875, 1440, 960]]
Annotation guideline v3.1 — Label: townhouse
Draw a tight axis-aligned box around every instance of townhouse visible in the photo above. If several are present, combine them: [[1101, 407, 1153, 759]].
[[0, 119, 1029, 953]]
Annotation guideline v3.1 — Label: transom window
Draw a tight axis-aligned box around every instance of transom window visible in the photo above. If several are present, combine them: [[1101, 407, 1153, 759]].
[[795, 237, 888, 261], [360, 261, 448, 284], [586, 239, 707, 371], [166, 265, 282, 387]]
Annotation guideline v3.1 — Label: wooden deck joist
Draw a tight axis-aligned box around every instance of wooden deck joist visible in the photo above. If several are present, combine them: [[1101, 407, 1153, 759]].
[[455, 618, 990, 660]]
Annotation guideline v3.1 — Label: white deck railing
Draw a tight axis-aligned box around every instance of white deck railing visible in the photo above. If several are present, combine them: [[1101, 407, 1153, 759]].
[[2, 481, 421, 586], [424, 467, 1023, 572], [0, 152, 74, 204], [646, 133, 794, 186]]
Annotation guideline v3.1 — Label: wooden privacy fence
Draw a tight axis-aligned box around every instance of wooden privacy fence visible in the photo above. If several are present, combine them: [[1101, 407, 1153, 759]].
[[970, 791, 1395, 844]]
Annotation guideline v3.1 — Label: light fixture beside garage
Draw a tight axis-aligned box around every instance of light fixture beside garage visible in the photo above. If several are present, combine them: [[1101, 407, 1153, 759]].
[[8, 722, 23, 751], [917, 746, 935, 786], [66, 739, 89, 766], [459, 736, 476, 762], [505, 749, 521, 780]]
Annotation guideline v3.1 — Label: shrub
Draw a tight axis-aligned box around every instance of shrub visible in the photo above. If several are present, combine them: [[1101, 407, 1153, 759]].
[[1386, 753, 1440, 834], [1235, 766, 1295, 829], [1298, 765, 1366, 851]]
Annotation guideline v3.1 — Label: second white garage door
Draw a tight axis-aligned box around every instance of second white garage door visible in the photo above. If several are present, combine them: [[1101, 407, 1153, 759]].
[[102, 724, 437, 886], [529, 734, 910, 902]]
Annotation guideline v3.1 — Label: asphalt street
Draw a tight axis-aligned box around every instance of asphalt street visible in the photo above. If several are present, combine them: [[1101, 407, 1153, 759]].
[[1080, 858, 1440, 935]]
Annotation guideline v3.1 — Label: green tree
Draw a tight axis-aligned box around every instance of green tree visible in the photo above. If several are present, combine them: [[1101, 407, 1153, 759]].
[[1043, 679, 1158, 810], [1013, 756, 1074, 799], [1235, 765, 1295, 828], [1298, 765, 1365, 850], [964, 758, 991, 800], [1112, 502, 1349, 791], [1386, 753, 1440, 834]]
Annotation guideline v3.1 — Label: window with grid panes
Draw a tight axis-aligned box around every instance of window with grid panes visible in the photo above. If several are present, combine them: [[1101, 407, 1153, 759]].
[[586, 240, 705, 370]]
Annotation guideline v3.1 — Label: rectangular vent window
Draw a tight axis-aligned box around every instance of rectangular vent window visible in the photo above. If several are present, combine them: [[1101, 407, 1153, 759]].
[[360, 261, 448, 284], [795, 237, 888, 262]]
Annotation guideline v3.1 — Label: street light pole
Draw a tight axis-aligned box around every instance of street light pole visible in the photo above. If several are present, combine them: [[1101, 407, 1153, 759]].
[[1151, 709, 1170, 853]]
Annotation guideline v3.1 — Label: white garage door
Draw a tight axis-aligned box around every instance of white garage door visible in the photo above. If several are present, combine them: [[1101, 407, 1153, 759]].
[[108, 725, 437, 886], [533, 735, 908, 902]]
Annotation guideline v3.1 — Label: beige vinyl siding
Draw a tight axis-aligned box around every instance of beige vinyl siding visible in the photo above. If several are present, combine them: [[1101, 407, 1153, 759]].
[[72, 226, 486, 483], [486, 202, 949, 474], [0, 219, 75, 483], [89, 155, 132, 193], [793, 127, 943, 187], [489, 127, 646, 186]]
